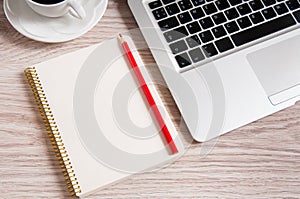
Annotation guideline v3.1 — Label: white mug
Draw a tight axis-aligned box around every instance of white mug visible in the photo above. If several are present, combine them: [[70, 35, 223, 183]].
[[25, 0, 86, 19]]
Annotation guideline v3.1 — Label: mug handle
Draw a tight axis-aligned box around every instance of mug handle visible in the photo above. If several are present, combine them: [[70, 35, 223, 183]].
[[68, 0, 86, 19]]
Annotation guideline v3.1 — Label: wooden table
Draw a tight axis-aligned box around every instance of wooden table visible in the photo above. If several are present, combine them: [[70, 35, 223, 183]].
[[1, 0, 300, 198]]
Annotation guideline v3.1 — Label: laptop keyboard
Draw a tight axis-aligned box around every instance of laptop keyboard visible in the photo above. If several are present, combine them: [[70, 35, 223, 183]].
[[148, 0, 300, 69]]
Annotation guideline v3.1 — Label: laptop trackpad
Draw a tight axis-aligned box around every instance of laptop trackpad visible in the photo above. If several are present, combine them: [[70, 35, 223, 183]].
[[247, 35, 300, 105]]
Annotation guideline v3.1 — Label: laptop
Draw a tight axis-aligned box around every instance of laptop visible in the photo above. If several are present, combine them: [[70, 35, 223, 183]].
[[128, 0, 300, 141]]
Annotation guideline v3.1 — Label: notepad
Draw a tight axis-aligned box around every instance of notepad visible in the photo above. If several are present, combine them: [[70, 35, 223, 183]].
[[24, 36, 183, 197]]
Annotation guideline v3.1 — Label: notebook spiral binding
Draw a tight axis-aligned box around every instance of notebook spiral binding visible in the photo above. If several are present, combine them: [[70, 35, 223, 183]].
[[24, 67, 82, 196]]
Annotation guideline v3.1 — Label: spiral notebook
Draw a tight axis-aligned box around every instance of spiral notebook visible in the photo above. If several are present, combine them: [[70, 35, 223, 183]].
[[24, 36, 183, 197]]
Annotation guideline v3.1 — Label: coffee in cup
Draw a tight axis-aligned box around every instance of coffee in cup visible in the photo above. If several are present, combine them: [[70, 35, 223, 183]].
[[25, 0, 86, 19], [31, 0, 65, 4]]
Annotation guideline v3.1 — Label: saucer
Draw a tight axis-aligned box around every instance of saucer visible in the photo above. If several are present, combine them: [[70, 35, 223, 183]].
[[3, 0, 108, 43]]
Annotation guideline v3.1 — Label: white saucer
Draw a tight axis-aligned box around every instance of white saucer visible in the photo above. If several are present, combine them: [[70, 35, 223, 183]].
[[3, 0, 108, 43]]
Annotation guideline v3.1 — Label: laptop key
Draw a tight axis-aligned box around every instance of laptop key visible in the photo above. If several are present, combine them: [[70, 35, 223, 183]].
[[215, 37, 234, 52], [152, 8, 168, 20], [274, 3, 289, 15], [199, 17, 214, 29], [215, 0, 231, 10], [189, 48, 205, 63], [158, 16, 180, 30], [262, 7, 277, 19], [229, 0, 242, 6], [202, 43, 218, 57], [178, 12, 193, 23], [174, 26, 189, 36], [231, 14, 296, 46], [164, 26, 189, 42], [199, 30, 214, 43], [212, 12, 227, 25], [225, 21, 240, 33], [186, 35, 201, 47], [237, 16, 252, 28], [186, 21, 202, 34], [249, 12, 264, 24], [175, 52, 192, 68], [149, 0, 162, 9], [212, 25, 227, 38], [225, 8, 240, 20], [190, 7, 205, 19], [293, 10, 300, 22], [178, 0, 193, 11], [286, 0, 300, 10], [170, 40, 188, 54], [166, 3, 181, 15], [162, 0, 176, 5], [191, 0, 205, 6], [262, 0, 276, 6], [237, 3, 252, 15], [177, 12, 192, 24], [249, 0, 264, 11], [203, 3, 218, 15]]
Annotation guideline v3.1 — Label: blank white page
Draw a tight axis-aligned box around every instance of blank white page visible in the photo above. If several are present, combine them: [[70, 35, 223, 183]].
[[33, 36, 184, 197]]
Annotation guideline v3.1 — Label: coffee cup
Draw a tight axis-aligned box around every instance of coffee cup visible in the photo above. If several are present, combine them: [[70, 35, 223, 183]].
[[25, 0, 86, 19]]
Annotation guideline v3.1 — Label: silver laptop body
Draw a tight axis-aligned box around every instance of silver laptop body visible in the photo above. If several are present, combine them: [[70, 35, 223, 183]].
[[128, 0, 300, 141]]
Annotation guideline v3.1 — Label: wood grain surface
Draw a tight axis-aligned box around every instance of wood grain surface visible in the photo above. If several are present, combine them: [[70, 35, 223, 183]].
[[0, 0, 300, 198]]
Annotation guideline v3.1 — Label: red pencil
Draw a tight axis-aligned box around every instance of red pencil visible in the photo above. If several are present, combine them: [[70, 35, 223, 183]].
[[118, 34, 178, 155]]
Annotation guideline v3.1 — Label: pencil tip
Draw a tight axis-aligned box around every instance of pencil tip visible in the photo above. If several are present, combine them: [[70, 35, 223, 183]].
[[118, 34, 125, 43]]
